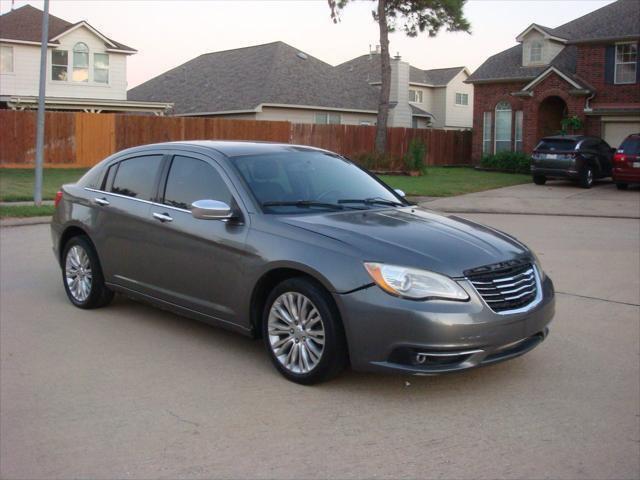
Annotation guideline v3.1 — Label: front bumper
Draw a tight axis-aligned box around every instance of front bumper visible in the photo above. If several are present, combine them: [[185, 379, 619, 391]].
[[334, 275, 555, 374]]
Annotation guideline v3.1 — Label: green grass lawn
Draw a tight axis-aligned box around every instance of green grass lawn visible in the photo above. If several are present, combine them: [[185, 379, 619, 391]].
[[379, 167, 530, 197], [0, 205, 56, 218], [0, 168, 88, 202]]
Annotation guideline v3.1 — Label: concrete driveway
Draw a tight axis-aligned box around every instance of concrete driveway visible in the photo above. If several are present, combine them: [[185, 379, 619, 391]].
[[1, 202, 639, 478], [420, 180, 640, 218]]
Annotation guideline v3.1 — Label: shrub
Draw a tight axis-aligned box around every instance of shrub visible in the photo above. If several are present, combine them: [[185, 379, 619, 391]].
[[404, 139, 428, 174], [480, 151, 531, 174]]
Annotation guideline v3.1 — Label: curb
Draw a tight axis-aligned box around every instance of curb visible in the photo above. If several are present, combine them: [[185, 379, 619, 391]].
[[1, 216, 51, 227]]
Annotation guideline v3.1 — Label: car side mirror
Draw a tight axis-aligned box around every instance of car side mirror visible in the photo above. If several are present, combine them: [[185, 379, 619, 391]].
[[394, 189, 406, 198], [191, 199, 233, 220]]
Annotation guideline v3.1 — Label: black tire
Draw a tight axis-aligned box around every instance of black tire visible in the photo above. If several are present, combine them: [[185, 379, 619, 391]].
[[533, 175, 547, 185], [579, 166, 594, 188], [61, 236, 114, 309], [262, 277, 348, 385], [616, 183, 628, 190]]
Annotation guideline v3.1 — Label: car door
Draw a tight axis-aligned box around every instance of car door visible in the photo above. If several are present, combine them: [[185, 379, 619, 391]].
[[143, 152, 250, 326], [89, 152, 165, 296]]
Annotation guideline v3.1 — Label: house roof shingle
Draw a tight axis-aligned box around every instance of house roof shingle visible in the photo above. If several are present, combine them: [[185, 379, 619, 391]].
[[0, 4, 135, 51], [128, 41, 382, 115], [468, 0, 639, 83], [336, 54, 465, 86]]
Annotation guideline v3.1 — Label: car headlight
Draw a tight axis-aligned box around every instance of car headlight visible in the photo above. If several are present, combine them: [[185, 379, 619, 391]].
[[531, 252, 546, 281], [364, 262, 469, 301]]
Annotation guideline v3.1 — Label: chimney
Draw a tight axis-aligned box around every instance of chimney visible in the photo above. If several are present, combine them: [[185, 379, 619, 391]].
[[388, 55, 412, 128]]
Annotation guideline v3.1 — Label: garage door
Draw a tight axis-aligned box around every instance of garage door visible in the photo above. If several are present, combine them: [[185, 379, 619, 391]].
[[603, 121, 640, 148]]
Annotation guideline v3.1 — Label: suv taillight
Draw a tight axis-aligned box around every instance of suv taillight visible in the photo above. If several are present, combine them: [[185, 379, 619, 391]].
[[613, 153, 627, 164], [54, 190, 63, 208]]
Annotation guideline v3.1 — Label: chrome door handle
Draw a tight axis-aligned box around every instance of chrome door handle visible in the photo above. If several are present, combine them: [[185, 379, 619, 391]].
[[94, 197, 110, 206], [153, 212, 173, 223]]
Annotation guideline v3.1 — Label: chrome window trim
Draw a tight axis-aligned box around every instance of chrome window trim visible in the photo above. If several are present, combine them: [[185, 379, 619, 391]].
[[85, 187, 191, 213], [465, 265, 543, 316]]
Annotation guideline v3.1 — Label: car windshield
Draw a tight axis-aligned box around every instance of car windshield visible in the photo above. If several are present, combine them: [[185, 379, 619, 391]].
[[233, 150, 402, 213], [535, 139, 577, 151]]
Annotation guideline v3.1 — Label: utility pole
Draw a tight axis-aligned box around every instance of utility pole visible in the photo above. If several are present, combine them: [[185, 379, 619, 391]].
[[34, 0, 50, 206]]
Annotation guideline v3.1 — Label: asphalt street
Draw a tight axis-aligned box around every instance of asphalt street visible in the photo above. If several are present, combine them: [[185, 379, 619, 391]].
[[1, 211, 639, 479]]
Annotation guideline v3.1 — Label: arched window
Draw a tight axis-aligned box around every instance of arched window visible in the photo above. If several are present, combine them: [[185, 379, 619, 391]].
[[72, 42, 89, 82], [495, 101, 512, 152], [530, 41, 543, 63]]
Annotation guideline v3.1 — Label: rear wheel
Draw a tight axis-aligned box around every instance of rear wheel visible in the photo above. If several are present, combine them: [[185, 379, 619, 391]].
[[616, 183, 628, 190], [262, 277, 347, 384], [579, 167, 594, 189], [62, 236, 113, 309], [533, 175, 547, 185]]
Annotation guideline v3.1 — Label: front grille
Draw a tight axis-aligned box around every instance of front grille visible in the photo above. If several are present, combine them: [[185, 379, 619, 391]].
[[467, 262, 538, 313]]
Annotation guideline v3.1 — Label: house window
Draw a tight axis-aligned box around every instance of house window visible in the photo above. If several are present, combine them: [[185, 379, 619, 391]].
[[51, 50, 68, 81], [0, 45, 13, 73], [72, 42, 89, 82], [409, 89, 423, 103], [615, 43, 637, 84], [455, 93, 468, 106], [94, 53, 109, 84], [514, 111, 524, 152], [315, 112, 341, 125], [483, 111, 492, 155], [495, 101, 512, 152], [530, 41, 543, 63]]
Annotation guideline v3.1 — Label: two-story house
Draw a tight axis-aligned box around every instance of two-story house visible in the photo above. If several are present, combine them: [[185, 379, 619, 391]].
[[467, 0, 639, 161], [128, 42, 473, 130], [0, 5, 171, 114]]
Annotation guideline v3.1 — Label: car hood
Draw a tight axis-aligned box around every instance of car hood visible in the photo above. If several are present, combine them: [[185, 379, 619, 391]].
[[278, 207, 531, 278]]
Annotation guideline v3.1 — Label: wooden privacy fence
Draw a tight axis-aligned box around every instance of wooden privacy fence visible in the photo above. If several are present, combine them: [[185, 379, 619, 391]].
[[0, 110, 472, 169]]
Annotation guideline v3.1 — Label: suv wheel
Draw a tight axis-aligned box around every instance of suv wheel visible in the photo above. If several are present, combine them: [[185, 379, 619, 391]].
[[263, 277, 347, 384], [62, 236, 114, 309], [533, 175, 547, 185], [579, 167, 594, 189]]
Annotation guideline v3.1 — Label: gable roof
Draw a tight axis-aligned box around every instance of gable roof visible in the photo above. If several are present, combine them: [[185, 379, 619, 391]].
[[0, 4, 135, 52], [468, 0, 639, 83], [128, 41, 382, 115], [336, 54, 465, 86]]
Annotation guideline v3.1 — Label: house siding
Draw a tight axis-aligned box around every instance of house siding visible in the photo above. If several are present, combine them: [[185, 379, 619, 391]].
[[444, 69, 474, 128], [0, 25, 128, 100]]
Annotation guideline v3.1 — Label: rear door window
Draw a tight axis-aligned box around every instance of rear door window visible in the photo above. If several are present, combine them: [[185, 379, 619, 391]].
[[110, 155, 163, 201], [163, 155, 232, 210], [535, 139, 577, 151]]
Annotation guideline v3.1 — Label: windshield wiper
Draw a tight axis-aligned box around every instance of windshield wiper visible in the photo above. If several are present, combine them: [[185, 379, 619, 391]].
[[338, 197, 404, 207], [262, 200, 344, 211]]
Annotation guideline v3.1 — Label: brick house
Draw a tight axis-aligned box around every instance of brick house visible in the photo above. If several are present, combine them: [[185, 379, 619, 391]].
[[467, 0, 639, 163]]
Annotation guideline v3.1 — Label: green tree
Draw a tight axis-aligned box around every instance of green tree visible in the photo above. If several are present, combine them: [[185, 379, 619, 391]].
[[328, 0, 471, 154]]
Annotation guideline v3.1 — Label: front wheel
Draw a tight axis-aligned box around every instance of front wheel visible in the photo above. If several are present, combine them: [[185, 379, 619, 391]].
[[263, 277, 348, 384], [616, 183, 628, 190], [579, 167, 594, 189], [62, 236, 114, 309], [533, 175, 547, 185]]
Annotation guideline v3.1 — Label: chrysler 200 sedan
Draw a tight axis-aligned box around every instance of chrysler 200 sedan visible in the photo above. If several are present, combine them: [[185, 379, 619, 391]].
[[51, 141, 555, 384]]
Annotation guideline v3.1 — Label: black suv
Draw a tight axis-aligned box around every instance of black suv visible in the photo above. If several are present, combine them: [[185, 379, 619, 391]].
[[531, 135, 615, 188]]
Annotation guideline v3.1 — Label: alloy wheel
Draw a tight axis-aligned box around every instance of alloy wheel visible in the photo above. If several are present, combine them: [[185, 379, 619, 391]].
[[65, 245, 93, 302], [267, 292, 325, 374]]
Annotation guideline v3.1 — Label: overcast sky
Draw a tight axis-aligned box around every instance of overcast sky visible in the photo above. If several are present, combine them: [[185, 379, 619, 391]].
[[2, 0, 615, 88]]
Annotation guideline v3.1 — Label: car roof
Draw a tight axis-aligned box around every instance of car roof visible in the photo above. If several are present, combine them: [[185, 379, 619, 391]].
[[122, 140, 331, 158], [541, 135, 585, 141]]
